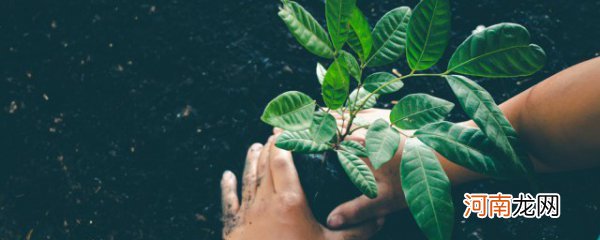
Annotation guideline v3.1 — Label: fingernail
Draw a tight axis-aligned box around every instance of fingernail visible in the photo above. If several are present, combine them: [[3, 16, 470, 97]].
[[223, 170, 234, 180], [327, 215, 343, 228]]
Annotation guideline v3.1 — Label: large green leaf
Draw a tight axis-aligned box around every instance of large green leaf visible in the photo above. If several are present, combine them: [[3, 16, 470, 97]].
[[445, 75, 533, 180], [322, 58, 350, 109], [366, 7, 412, 67], [339, 50, 361, 82], [278, 1, 334, 58], [390, 93, 454, 130], [347, 7, 373, 62], [316, 62, 327, 85], [406, 0, 451, 71], [447, 23, 546, 78], [340, 140, 368, 157], [401, 139, 454, 240], [261, 91, 316, 131], [326, 0, 357, 50], [276, 130, 332, 153], [347, 87, 378, 111], [366, 119, 401, 169], [337, 150, 378, 198], [310, 111, 337, 143], [363, 72, 403, 94], [415, 121, 512, 178]]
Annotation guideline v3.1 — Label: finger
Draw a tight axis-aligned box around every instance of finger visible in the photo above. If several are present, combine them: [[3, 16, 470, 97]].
[[241, 143, 262, 204], [272, 127, 283, 135], [256, 136, 275, 196], [268, 139, 302, 193], [327, 195, 393, 228], [221, 170, 239, 216], [326, 218, 385, 240]]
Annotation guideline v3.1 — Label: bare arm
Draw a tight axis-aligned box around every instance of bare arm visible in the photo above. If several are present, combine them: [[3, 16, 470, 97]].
[[327, 57, 600, 228]]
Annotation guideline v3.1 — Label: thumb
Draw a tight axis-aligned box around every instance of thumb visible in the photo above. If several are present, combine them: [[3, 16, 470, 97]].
[[326, 218, 385, 240], [327, 195, 385, 229]]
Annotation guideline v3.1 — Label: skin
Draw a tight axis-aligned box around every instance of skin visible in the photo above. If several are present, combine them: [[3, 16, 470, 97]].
[[221, 136, 385, 240], [220, 57, 600, 238], [326, 57, 600, 228]]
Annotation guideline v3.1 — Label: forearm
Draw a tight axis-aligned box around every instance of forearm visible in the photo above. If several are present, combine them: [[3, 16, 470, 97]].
[[432, 57, 600, 185]]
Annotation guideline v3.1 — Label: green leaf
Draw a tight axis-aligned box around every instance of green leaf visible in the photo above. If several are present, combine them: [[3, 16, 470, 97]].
[[366, 119, 401, 169], [310, 111, 337, 143], [347, 87, 378, 111], [415, 121, 513, 178], [278, 1, 335, 58], [276, 130, 332, 153], [261, 91, 316, 131], [367, 7, 412, 67], [406, 0, 451, 71], [401, 138, 454, 240], [445, 75, 534, 180], [316, 62, 327, 85], [363, 72, 403, 94], [447, 23, 546, 78], [390, 93, 454, 130], [326, 0, 357, 50], [339, 50, 361, 82], [347, 7, 373, 62], [336, 150, 378, 198], [340, 140, 368, 157], [322, 58, 350, 110], [352, 116, 371, 129]]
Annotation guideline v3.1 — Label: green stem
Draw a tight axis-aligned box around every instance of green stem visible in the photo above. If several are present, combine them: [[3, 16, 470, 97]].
[[354, 73, 446, 112], [339, 71, 447, 143], [348, 125, 368, 134]]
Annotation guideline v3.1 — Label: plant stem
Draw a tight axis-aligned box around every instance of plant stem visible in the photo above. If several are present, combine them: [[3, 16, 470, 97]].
[[338, 72, 447, 143], [348, 125, 368, 134], [354, 73, 446, 112]]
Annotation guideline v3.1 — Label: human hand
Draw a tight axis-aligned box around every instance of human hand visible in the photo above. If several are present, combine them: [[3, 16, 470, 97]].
[[327, 108, 408, 229], [221, 136, 384, 240]]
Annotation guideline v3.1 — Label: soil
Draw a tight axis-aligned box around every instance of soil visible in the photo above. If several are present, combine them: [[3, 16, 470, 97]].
[[1, 0, 599, 239]]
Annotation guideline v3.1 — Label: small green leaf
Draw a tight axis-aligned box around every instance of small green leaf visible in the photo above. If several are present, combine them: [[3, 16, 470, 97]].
[[316, 62, 327, 85], [326, 0, 357, 50], [347, 7, 373, 62], [364, 72, 403, 94], [336, 150, 378, 198], [278, 1, 335, 58], [347, 87, 378, 111], [366, 119, 401, 169], [401, 138, 454, 240], [445, 75, 534, 180], [447, 23, 546, 78], [276, 130, 332, 153], [322, 58, 350, 110], [339, 50, 361, 82], [390, 93, 454, 130], [310, 111, 337, 143], [367, 7, 412, 67], [415, 121, 513, 178], [352, 116, 371, 129], [406, 0, 451, 71], [340, 140, 368, 157], [261, 91, 315, 131]]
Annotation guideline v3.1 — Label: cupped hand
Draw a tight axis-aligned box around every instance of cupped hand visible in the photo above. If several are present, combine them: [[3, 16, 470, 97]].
[[327, 108, 409, 229], [221, 136, 384, 240]]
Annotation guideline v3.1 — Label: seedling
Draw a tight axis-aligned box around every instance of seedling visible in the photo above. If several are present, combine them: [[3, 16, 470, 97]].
[[261, 0, 545, 239]]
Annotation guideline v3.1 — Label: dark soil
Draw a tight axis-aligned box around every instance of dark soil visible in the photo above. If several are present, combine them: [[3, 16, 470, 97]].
[[1, 0, 599, 239]]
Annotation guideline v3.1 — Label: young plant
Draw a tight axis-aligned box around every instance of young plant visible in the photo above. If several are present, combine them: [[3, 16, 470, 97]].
[[262, 0, 546, 239]]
